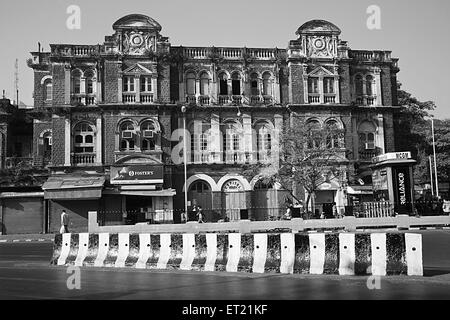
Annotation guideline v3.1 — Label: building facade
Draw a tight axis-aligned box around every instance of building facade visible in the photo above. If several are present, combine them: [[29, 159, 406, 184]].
[[27, 14, 400, 232]]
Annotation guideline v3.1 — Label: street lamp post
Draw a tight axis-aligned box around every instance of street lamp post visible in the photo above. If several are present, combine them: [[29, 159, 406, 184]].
[[181, 105, 188, 218], [431, 118, 439, 197]]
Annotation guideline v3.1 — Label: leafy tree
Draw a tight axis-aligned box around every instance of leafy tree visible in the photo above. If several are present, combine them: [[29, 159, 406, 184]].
[[244, 119, 348, 214]]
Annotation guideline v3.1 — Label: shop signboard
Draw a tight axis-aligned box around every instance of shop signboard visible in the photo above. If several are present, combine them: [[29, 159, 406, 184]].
[[111, 165, 164, 184]]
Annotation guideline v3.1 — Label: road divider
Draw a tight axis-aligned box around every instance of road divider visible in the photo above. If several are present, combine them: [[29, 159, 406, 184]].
[[50, 232, 423, 276]]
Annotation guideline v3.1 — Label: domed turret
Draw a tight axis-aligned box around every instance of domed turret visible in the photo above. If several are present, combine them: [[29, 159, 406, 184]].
[[296, 20, 341, 36], [113, 14, 162, 32]]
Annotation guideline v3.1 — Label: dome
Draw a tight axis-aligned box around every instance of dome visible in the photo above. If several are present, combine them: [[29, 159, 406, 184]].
[[113, 14, 162, 31], [296, 20, 341, 35]]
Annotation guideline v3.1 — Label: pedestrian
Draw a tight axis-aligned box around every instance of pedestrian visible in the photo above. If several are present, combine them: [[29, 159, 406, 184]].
[[60, 210, 70, 234], [283, 205, 293, 220], [196, 205, 204, 223], [443, 199, 450, 216], [332, 202, 338, 219]]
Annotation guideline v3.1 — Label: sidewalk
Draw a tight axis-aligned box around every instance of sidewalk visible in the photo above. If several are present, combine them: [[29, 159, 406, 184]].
[[0, 233, 55, 243]]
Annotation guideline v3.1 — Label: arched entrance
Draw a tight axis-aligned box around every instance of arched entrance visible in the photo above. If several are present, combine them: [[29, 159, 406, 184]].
[[222, 179, 246, 221], [188, 180, 213, 220], [252, 180, 278, 220]]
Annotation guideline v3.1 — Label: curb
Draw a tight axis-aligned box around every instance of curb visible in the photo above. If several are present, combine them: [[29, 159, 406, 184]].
[[51, 232, 423, 276]]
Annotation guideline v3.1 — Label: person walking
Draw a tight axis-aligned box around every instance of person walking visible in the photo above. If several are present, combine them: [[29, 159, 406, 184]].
[[60, 210, 70, 234], [196, 205, 204, 223]]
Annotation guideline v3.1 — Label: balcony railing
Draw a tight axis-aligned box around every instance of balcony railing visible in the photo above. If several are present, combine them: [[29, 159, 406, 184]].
[[198, 95, 210, 105], [324, 94, 336, 104], [224, 151, 245, 164], [185, 95, 197, 104], [5, 157, 33, 169], [218, 95, 230, 105], [359, 149, 378, 161], [51, 44, 100, 57], [140, 93, 154, 103], [308, 94, 320, 104], [122, 93, 136, 103], [356, 95, 377, 106], [71, 93, 96, 106], [72, 153, 96, 165], [181, 47, 278, 61], [349, 50, 392, 62], [231, 95, 243, 105]]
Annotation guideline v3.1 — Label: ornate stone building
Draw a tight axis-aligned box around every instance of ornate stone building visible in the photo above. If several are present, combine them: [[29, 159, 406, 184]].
[[28, 14, 400, 232]]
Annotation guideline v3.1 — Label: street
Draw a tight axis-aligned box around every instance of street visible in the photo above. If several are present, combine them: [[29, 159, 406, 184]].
[[0, 230, 449, 300]]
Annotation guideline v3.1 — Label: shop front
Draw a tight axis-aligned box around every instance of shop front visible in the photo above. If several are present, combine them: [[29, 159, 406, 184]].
[[108, 158, 175, 224]]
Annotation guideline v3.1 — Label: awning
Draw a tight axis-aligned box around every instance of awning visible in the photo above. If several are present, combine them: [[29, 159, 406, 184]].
[[103, 188, 176, 197], [347, 185, 373, 195], [42, 176, 105, 200]]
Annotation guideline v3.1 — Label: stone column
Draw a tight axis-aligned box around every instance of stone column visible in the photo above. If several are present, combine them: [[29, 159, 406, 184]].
[[65, 65, 71, 105], [96, 117, 102, 165], [135, 75, 140, 103], [80, 77, 86, 105], [210, 114, 221, 163], [242, 114, 253, 163], [302, 64, 309, 104], [377, 114, 385, 153], [374, 68, 382, 106], [117, 74, 123, 103]]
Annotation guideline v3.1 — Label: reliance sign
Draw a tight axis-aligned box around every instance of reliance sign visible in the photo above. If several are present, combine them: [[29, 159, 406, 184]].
[[372, 152, 412, 164], [111, 165, 164, 185]]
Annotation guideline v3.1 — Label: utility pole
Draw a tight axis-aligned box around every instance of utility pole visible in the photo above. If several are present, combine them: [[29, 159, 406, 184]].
[[14, 58, 19, 107], [431, 118, 439, 198]]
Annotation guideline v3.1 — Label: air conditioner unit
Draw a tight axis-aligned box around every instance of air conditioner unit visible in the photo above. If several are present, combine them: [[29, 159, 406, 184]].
[[121, 131, 133, 139], [143, 130, 154, 138], [365, 142, 375, 150]]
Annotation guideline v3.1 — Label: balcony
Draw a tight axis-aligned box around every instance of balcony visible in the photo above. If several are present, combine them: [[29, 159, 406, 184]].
[[51, 44, 100, 57], [5, 157, 33, 169], [356, 95, 377, 106], [324, 94, 336, 104], [359, 149, 379, 162], [70, 94, 96, 106], [140, 93, 154, 103], [185, 95, 197, 104], [122, 93, 136, 103], [198, 95, 210, 105], [224, 151, 246, 164], [231, 95, 243, 105], [218, 95, 230, 105], [72, 153, 96, 166], [308, 94, 320, 104]]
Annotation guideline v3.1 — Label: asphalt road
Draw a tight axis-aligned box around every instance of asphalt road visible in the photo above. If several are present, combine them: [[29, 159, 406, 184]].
[[0, 230, 449, 300]]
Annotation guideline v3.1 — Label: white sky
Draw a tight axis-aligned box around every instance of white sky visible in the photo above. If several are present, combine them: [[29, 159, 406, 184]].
[[1, 0, 449, 119]]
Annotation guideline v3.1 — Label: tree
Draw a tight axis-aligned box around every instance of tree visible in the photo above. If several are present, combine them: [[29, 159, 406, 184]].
[[244, 119, 348, 214]]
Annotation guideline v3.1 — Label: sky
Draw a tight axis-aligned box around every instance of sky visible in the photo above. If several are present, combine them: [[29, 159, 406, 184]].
[[0, 0, 449, 118]]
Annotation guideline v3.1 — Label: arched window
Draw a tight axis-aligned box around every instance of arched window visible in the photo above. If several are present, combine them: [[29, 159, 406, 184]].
[[231, 72, 241, 95], [355, 75, 364, 96], [189, 181, 210, 193], [254, 180, 274, 190], [120, 121, 135, 151], [199, 72, 210, 96], [250, 73, 259, 96], [325, 120, 342, 149], [84, 69, 95, 94], [141, 121, 156, 151], [262, 72, 272, 96], [222, 122, 241, 162], [186, 72, 196, 96], [255, 122, 272, 161], [358, 121, 376, 150], [306, 120, 322, 149], [366, 75, 374, 96], [73, 122, 95, 153], [219, 73, 228, 95], [71, 70, 82, 94], [44, 80, 52, 101]]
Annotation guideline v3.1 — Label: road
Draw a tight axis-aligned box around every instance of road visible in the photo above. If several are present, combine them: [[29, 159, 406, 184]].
[[0, 230, 449, 300]]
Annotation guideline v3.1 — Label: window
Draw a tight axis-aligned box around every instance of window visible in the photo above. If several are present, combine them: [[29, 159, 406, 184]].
[[366, 75, 374, 96], [141, 121, 156, 151], [123, 76, 135, 92], [186, 72, 196, 95], [222, 122, 241, 161], [200, 72, 210, 96], [219, 73, 228, 95], [84, 69, 95, 94], [200, 133, 208, 151], [306, 120, 322, 149], [231, 73, 241, 95], [325, 120, 341, 149], [120, 121, 135, 151], [308, 78, 319, 94], [255, 123, 272, 161], [44, 81, 52, 101], [250, 73, 259, 96], [190, 181, 210, 193], [355, 75, 363, 96], [73, 122, 95, 153], [72, 70, 82, 94], [141, 76, 152, 92], [323, 78, 335, 94], [262, 72, 272, 96], [358, 121, 376, 150]]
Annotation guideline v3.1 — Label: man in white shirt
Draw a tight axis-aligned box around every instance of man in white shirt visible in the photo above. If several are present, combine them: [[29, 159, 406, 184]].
[[60, 210, 70, 234]]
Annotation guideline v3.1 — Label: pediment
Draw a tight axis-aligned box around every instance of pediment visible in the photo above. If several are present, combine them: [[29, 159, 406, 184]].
[[308, 66, 335, 77], [123, 63, 153, 74]]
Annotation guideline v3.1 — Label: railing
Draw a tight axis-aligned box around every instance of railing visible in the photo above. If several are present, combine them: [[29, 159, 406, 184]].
[[324, 94, 336, 104], [359, 149, 378, 161], [5, 157, 33, 168], [70, 95, 83, 105], [183, 47, 209, 59], [181, 47, 278, 61], [357, 201, 394, 218], [219, 48, 242, 59], [71, 94, 97, 106], [185, 95, 197, 104], [224, 151, 245, 163], [263, 96, 273, 104], [72, 153, 96, 165], [232, 95, 243, 105], [308, 94, 320, 104], [356, 95, 377, 106], [51, 44, 100, 57], [140, 93, 154, 103], [190, 152, 211, 164], [122, 93, 136, 103], [250, 95, 263, 105], [198, 95, 210, 105], [218, 95, 230, 105], [349, 50, 392, 62], [248, 48, 276, 60]]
